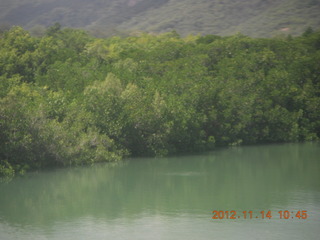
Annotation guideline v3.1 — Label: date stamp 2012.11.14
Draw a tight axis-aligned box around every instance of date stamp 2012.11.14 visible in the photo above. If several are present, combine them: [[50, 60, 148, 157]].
[[211, 210, 308, 220]]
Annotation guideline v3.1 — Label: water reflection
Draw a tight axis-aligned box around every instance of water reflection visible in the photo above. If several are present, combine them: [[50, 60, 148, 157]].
[[0, 143, 319, 239]]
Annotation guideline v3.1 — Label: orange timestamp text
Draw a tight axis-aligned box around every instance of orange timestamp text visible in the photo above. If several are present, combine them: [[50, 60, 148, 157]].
[[211, 210, 308, 220]]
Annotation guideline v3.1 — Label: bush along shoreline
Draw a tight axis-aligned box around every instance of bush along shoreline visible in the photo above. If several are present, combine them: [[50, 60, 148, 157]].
[[1, 25, 319, 178]]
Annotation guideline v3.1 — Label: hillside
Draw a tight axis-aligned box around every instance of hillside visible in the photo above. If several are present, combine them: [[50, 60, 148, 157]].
[[0, 0, 320, 37]]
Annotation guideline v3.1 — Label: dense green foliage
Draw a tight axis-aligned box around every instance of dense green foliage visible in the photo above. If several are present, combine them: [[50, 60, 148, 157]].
[[1, 26, 320, 177], [1, 0, 320, 37]]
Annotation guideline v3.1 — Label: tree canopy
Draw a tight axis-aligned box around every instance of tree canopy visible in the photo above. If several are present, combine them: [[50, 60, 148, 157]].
[[1, 26, 319, 178]]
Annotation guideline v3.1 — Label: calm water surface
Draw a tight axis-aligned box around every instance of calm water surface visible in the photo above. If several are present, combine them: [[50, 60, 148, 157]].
[[0, 143, 319, 239]]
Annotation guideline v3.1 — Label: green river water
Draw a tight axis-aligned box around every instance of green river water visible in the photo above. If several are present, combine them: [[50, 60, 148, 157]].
[[0, 143, 319, 239]]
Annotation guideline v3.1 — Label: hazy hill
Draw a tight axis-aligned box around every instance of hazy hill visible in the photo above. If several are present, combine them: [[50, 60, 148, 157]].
[[0, 0, 319, 37]]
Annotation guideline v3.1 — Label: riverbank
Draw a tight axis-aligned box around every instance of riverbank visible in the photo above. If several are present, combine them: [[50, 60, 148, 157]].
[[1, 26, 319, 178]]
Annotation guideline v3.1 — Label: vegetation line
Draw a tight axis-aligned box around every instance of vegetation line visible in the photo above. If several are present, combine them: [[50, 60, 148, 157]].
[[0, 25, 319, 178]]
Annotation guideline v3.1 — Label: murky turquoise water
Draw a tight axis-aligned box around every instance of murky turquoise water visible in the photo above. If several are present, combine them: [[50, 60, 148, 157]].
[[0, 143, 319, 239]]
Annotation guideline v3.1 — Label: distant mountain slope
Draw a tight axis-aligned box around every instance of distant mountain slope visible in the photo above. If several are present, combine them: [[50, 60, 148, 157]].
[[0, 0, 319, 37]]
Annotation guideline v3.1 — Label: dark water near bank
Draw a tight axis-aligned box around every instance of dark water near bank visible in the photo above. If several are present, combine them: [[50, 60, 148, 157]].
[[0, 143, 319, 239]]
